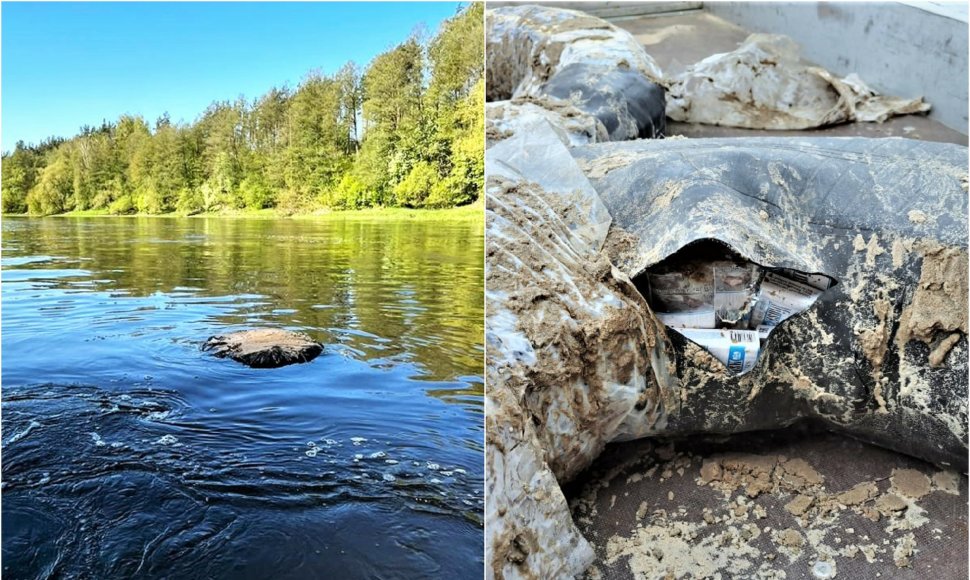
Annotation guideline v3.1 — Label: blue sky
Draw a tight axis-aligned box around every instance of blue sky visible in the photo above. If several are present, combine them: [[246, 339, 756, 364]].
[[1, 2, 465, 152]]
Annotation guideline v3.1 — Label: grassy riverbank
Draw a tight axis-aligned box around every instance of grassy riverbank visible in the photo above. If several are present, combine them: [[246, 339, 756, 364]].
[[4, 200, 483, 222]]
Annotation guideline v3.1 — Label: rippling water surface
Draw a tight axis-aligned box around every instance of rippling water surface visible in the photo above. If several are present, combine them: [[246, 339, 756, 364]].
[[1, 216, 484, 579]]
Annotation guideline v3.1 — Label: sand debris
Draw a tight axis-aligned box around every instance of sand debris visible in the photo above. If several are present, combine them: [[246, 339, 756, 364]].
[[575, 440, 961, 579], [890, 468, 932, 500]]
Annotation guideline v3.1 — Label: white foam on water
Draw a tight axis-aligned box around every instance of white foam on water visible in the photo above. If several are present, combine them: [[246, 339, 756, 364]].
[[155, 435, 179, 446], [350, 437, 368, 446], [90, 432, 106, 447], [368, 451, 387, 459], [5, 420, 42, 445], [426, 462, 441, 471], [383, 473, 397, 482]]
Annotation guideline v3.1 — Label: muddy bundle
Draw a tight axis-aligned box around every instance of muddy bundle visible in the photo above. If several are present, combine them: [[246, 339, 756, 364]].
[[485, 5, 667, 147], [576, 135, 967, 466], [486, 122, 967, 580]]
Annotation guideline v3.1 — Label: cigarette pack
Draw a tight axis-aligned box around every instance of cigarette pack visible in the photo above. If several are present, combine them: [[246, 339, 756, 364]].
[[675, 328, 761, 374], [749, 271, 824, 329], [656, 308, 717, 329]]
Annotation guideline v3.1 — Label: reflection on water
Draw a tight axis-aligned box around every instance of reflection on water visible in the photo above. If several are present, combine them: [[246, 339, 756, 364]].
[[1, 215, 484, 579]]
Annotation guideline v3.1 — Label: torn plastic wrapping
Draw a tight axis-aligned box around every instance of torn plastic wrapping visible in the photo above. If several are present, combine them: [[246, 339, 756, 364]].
[[486, 119, 612, 251], [574, 136, 968, 469], [486, 5, 663, 102], [486, 5, 667, 143], [647, 263, 830, 374], [484, 126, 670, 580], [750, 271, 827, 328]]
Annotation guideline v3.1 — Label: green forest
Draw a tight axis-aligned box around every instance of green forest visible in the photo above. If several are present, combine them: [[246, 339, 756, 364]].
[[2, 3, 483, 216]]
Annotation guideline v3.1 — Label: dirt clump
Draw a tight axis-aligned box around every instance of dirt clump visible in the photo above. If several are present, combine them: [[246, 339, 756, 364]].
[[932, 470, 960, 494], [892, 533, 917, 567], [833, 482, 879, 506], [890, 468, 932, 500], [776, 528, 805, 549], [895, 244, 968, 367], [873, 493, 907, 514], [699, 453, 824, 499], [785, 494, 814, 516]]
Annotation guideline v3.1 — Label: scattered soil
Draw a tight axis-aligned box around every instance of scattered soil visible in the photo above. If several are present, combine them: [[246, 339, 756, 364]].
[[567, 426, 968, 579]]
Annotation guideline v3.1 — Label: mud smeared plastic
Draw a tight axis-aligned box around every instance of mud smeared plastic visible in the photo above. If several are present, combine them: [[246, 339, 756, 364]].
[[541, 63, 666, 140], [485, 5, 666, 145], [666, 34, 932, 130], [485, 122, 670, 580], [486, 119, 612, 251], [575, 136, 968, 468], [487, 125, 967, 580]]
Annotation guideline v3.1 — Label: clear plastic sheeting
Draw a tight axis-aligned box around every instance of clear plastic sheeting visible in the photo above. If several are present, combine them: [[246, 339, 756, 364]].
[[486, 99, 607, 148], [646, 260, 760, 328], [486, 119, 612, 252], [750, 271, 830, 329], [484, 123, 674, 580]]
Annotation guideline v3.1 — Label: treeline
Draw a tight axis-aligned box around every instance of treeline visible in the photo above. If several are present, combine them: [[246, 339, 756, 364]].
[[2, 4, 483, 215]]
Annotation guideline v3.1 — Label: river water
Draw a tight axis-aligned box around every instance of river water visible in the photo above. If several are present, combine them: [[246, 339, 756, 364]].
[[1, 216, 484, 579]]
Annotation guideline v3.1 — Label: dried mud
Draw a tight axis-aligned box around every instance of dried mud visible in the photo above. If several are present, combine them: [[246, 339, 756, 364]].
[[569, 431, 967, 579]]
